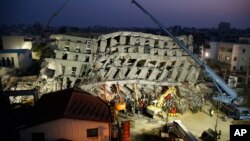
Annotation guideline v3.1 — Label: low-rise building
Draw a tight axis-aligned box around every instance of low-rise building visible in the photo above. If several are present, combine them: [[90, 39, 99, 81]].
[[208, 41, 250, 72], [0, 49, 32, 71], [1, 36, 32, 50], [19, 88, 112, 141]]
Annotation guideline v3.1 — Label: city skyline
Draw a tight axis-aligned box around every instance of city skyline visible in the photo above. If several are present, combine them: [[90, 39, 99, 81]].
[[0, 0, 250, 29]]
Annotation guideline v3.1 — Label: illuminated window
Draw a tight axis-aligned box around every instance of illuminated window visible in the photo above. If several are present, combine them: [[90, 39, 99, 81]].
[[220, 47, 225, 51]]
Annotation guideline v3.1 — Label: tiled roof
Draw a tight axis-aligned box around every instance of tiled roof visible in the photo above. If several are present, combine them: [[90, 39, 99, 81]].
[[31, 88, 111, 126]]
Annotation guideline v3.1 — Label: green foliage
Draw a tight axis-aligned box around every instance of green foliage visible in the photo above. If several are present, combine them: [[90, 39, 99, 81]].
[[32, 44, 43, 52]]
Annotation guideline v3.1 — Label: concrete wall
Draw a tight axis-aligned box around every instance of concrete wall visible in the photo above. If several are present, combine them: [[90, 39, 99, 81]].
[[19, 118, 111, 141], [217, 42, 234, 64], [0, 53, 19, 68], [0, 50, 32, 71], [231, 44, 250, 71], [18, 50, 33, 71], [212, 41, 250, 71], [208, 42, 219, 63], [2, 36, 32, 50]]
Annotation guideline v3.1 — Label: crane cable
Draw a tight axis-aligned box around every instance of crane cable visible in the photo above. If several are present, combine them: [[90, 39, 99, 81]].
[[42, 0, 72, 35]]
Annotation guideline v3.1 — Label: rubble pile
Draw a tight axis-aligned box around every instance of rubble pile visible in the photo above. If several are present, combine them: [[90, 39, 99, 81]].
[[36, 32, 212, 113]]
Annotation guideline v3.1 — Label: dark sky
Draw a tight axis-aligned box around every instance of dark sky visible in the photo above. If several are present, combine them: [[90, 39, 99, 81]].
[[1, 0, 250, 29]]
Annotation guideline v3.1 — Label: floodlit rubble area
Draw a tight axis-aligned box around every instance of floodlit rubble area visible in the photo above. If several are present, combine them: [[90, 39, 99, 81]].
[[33, 31, 213, 113], [1, 76, 37, 104], [1, 31, 214, 113]]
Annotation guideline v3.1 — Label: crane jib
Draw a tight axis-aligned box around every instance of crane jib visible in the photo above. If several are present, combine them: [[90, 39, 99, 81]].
[[131, 0, 239, 104]]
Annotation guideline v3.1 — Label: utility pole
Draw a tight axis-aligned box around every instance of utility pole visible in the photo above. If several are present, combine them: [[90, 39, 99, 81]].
[[246, 66, 249, 92]]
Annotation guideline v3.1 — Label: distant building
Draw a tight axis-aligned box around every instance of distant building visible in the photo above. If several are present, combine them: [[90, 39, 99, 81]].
[[208, 41, 250, 72], [19, 88, 112, 141], [218, 22, 231, 31], [0, 49, 32, 71], [239, 37, 250, 44], [1, 36, 32, 50]]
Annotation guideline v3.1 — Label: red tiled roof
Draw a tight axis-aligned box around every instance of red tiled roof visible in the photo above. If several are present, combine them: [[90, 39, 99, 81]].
[[31, 88, 111, 125]]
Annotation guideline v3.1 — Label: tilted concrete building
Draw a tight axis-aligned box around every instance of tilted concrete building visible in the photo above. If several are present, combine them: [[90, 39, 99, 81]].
[[37, 32, 204, 111], [37, 34, 96, 94], [79, 32, 200, 101]]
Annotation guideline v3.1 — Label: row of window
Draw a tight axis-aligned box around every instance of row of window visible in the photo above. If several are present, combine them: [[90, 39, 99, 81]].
[[102, 36, 182, 48], [0, 57, 15, 67], [220, 47, 246, 53], [232, 66, 245, 71], [62, 66, 77, 76], [64, 46, 91, 53], [65, 40, 92, 44], [62, 53, 90, 62]]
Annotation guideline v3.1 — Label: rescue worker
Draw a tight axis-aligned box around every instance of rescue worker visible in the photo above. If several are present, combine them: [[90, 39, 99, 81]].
[[210, 109, 214, 117]]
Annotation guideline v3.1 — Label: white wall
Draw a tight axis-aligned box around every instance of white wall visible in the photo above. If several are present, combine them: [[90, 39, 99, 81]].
[[231, 44, 250, 71], [19, 118, 111, 141], [0, 50, 32, 71], [0, 53, 19, 68], [208, 42, 219, 63]]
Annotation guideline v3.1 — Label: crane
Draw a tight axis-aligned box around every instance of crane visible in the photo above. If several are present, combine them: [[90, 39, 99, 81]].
[[41, 0, 72, 36], [131, 0, 242, 105]]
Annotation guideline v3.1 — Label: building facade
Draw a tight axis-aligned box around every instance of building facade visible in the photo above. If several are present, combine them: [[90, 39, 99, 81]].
[[36, 34, 96, 94], [0, 49, 32, 71], [218, 43, 250, 72], [19, 89, 112, 141], [1, 36, 32, 50]]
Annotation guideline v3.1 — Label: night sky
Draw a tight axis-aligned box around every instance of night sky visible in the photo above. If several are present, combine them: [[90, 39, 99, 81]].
[[0, 0, 250, 29]]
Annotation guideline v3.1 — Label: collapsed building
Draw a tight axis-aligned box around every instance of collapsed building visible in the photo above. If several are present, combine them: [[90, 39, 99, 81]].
[[1, 76, 38, 104], [37, 31, 212, 113]]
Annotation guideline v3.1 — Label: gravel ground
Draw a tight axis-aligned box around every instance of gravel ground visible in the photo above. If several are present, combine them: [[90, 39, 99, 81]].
[[120, 102, 234, 141]]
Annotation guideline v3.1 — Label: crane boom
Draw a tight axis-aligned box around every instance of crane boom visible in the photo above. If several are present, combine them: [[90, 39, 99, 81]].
[[42, 0, 72, 34], [131, 0, 239, 104]]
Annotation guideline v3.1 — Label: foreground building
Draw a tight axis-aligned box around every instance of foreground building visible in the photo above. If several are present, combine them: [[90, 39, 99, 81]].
[[19, 88, 112, 141]]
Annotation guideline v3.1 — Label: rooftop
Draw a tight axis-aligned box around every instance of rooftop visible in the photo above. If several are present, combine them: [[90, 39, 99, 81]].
[[29, 88, 112, 127]]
